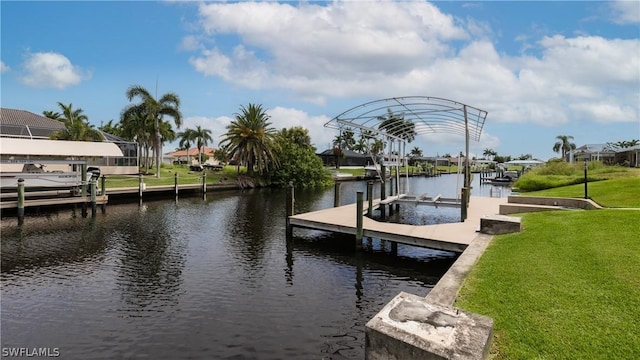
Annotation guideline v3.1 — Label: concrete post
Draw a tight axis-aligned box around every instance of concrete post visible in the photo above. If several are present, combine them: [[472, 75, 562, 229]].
[[138, 174, 143, 199], [174, 172, 179, 197], [202, 173, 207, 194], [17, 178, 25, 225], [356, 191, 364, 244]]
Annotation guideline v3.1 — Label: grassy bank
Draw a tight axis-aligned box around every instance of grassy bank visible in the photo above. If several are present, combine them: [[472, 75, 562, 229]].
[[455, 210, 639, 359], [455, 171, 640, 359], [514, 161, 637, 191], [525, 175, 640, 208], [103, 164, 241, 188]]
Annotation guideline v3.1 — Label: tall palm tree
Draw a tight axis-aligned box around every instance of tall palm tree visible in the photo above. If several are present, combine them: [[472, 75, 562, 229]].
[[553, 135, 577, 160], [219, 103, 279, 176], [49, 102, 102, 141], [194, 125, 213, 164], [177, 128, 197, 165], [122, 85, 182, 178]]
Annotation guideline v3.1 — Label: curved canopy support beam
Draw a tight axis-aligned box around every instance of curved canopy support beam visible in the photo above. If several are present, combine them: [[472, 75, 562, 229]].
[[324, 96, 487, 142]]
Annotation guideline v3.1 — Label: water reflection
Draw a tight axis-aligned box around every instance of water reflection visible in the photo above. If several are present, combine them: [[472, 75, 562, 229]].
[[2, 178, 466, 359]]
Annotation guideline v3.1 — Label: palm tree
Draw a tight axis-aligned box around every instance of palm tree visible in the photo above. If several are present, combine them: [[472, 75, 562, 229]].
[[193, 125, 213, 164], [377, 108, 416, 143], [42, 110, 61, 120], [121, 112, 153, 171], [49, 102, 102, 141], [219, 103, 280, 176], [353, 138, 368, 154], [482, 148, 497, 160], [370, 139, 385, 156], [122, 85, 182, 178], [552, 135, 577, 160], [177, 128, 197, 165], [410, 146, 423, 158], [99, 119, 123, 137], [332, 128, 356, 151]]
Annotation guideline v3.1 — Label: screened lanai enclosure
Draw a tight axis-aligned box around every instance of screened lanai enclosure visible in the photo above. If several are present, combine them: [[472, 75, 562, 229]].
[[324, 96, 488, 200]]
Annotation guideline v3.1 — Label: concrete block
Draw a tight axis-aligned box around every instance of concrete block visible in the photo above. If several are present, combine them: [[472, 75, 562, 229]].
[[480, 214, 521, 235], [366, 292, 493, 360]]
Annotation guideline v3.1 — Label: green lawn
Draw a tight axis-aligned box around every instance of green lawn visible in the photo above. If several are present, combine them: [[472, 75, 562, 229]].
[[525, 176, 640, 208], [455, 173, 640, 359], [102, 164, 240, 188]]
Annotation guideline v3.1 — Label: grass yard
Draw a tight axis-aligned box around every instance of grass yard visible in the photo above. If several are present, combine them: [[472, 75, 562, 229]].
[[455, 169, 640, 359], [526, 176, 640, 208], [103, 164, 240, 188]]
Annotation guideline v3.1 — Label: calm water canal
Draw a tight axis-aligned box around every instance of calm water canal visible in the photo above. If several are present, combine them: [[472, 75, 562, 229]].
[[1, 175, 508, 359]]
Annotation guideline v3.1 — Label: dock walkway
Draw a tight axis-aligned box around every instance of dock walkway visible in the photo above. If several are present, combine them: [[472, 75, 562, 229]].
[[288, 196, 508, 253]]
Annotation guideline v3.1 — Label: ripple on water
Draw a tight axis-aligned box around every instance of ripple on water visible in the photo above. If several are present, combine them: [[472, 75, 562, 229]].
[[1, 184, 458, 359]]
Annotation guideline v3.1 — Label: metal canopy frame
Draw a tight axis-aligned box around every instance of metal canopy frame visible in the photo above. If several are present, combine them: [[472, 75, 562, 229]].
[[324, 96, 487, 141], [324, 96, 488, 208]]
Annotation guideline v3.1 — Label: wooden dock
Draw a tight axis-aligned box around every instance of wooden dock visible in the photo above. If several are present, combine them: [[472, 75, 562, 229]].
[[288, 196, 508, 253], [0, 195, 108, 210]]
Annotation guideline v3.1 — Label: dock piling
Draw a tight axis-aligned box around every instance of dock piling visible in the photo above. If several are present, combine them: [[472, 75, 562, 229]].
[[138, 174, 143, 200], [286, 182, 295, 240], [90, 178, 97, 217], [334, 182, 341, 207], [380, 165, 386, 218], [17, 178, 25, 225], [202, 173, 207, 195], [356, 191, 364, 246], [174, 173, 179, 197], [367, 181, 373, 216], [461, 187, 468, 222], [100, 175, 107, 212]]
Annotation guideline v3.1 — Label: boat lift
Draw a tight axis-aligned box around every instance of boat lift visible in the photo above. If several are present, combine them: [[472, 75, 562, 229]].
[[324, 96, 488, 220]]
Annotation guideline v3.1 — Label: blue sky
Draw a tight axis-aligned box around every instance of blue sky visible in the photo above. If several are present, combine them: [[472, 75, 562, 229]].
[[2, 1, 639, 160]]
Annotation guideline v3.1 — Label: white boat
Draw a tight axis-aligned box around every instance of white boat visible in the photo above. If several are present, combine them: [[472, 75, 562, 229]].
[[0, 162, 99, 193], [364, 165, 390, 178]]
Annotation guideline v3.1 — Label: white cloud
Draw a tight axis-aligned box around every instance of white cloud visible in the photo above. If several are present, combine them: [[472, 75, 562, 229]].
[[20, 52, 91, 89], [267, 106, 333, 149], [609, 1, 640, 24], [185, 1, 638, 131], [0, 61, 9, 73]]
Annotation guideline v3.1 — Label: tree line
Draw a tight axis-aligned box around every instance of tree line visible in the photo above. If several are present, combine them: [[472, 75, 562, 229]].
[[43, 85, 330, 187]]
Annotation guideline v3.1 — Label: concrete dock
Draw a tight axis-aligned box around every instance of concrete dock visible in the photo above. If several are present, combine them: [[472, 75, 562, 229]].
[[288, 195, 508, 253]]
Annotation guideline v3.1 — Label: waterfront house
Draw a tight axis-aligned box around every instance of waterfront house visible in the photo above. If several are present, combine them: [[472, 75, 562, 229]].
[[164, 147, 217, 165], [0, 107, 137, 174]]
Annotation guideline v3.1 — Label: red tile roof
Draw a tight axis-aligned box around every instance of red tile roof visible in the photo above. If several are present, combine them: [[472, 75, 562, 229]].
[[168, 147, 215, 157]]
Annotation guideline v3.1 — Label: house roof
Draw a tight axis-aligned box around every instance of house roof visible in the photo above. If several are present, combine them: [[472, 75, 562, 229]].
[[0, 108, 66, 139], [575, 143, 616, 153], [0, 138, 123, 157], [167, 147, 216, 157], [318, 149, 369, 158]]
